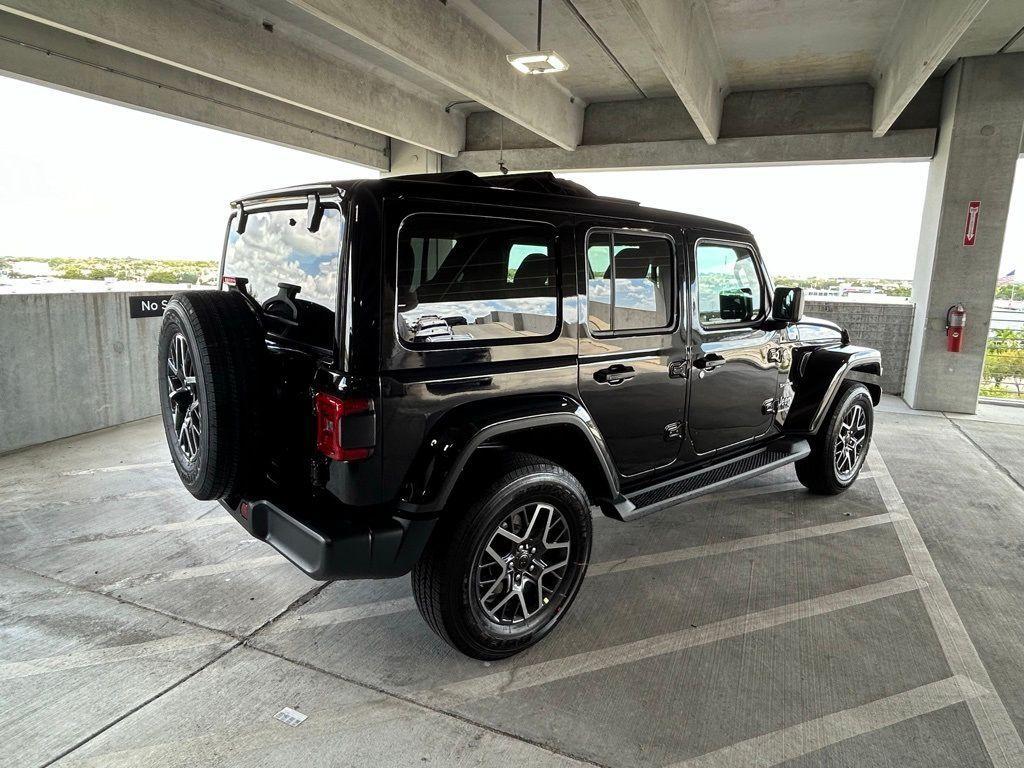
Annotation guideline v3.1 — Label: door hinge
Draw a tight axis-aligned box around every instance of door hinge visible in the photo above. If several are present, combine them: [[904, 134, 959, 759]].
[[668, 360, 689, 379], [664, 421, 683, 440], [766, 347, 783, 364], [762, 398, 778, 415]]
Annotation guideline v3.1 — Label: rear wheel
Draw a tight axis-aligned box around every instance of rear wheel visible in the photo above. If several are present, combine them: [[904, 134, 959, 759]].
[[796, 382, 873, 495], [412, 453, 592, 659], [158, 290, 266, 500]]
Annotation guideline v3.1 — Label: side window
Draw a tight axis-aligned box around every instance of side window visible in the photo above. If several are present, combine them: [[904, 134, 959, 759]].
[[586, 231, 674, 334], [397, 214, 558, 346], [695, 243, 763, 326]]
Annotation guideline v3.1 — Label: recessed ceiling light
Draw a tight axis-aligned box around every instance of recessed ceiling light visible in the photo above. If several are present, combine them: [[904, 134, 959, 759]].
[[506, 51, 569, 75], [508, 0, 568, 75]]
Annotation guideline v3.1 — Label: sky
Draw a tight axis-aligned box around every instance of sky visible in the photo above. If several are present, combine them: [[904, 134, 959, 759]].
[[567, 163, 1023, 280], [0, 75, 375, 264], [0, 73, 1021, 279]]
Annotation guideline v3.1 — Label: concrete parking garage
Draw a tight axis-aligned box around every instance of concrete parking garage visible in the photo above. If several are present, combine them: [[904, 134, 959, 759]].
[[3, 1, 1024, 766], [3, 399, 1024, 767]]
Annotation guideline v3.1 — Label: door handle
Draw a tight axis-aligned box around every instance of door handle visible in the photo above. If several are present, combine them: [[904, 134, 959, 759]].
[[693, 353, 725, 372], [594, 364, 635, 386]]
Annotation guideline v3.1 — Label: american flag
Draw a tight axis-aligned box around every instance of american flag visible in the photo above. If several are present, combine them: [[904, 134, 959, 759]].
[[998, 268, 1017, 285]]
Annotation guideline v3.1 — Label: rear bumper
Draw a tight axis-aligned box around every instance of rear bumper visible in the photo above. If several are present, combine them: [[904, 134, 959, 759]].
[[222, 499, 435, 580]]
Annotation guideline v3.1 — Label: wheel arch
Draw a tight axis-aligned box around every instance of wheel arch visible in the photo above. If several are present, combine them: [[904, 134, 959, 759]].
[[396, 395, 629, 519], [784, 345, 882, 435]]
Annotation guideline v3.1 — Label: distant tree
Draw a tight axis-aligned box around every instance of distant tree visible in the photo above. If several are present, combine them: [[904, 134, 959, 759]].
[[983, 329, 1024, 399]]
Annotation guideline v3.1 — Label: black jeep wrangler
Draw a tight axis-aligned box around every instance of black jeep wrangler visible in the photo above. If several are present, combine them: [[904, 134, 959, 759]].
[[159, 171, 881, 659]]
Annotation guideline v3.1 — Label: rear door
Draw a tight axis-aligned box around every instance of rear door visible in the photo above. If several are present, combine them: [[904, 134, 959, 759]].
[[686, 237, 782, 455], [577, 222, 689, 478]]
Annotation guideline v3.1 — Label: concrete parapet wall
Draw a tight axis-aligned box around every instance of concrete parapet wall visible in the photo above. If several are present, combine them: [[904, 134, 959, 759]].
[[0, 291, 168, 454], [805, 299, 914, 394], [0, 292, 914, 453]]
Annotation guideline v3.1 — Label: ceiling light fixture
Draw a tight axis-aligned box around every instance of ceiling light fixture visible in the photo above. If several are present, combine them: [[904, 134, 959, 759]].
[[507, 0, 569, 75]]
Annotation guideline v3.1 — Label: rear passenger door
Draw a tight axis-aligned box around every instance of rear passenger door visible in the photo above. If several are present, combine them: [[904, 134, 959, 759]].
[[577, 223, 688, 478]]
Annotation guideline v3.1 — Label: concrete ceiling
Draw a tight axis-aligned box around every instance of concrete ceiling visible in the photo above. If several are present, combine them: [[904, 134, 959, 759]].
[[2, 0, 1022, 166], [470, 0, 1024, 100]]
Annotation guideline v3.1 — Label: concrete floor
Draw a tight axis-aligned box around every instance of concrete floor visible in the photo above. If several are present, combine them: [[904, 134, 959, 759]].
[[3, 397, 1024, 768]]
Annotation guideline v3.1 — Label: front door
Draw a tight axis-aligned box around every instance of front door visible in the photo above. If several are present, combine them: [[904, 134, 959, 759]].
[[577, 223, 688, 477], [687, 238, 781, 455]]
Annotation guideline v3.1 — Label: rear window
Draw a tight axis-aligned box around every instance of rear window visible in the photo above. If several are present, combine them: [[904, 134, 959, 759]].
[[222, 205, 343, 349], [223, 206, 343, 309], [396, 214, 558, 346]]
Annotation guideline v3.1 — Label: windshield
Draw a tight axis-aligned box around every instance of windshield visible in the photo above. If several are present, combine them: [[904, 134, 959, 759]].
[[223, 205, 343, 308]]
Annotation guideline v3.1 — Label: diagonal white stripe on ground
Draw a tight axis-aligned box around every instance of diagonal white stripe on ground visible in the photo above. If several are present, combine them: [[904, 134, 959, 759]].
[[264, 510, 902, 636], [0, 633, 231, 680], [61, 461, 171, 476], [427, 575, 923, 705], [102, 555, 284, 591], [670, 675, 989, 768], [588, 511, 904, 577], [868, 451, 1024, 767]]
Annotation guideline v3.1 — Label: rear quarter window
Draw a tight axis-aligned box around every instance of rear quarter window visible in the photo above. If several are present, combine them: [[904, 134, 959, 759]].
[[396, 213, 559, 347]]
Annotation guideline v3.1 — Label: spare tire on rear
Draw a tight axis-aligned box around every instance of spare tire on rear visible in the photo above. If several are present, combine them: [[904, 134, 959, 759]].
[[158, 290, 266, 501]]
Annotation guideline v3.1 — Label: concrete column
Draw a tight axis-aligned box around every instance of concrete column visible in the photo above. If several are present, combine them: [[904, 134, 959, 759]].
[[904, 54, 1024, 413], [385, 140, 442, 176]]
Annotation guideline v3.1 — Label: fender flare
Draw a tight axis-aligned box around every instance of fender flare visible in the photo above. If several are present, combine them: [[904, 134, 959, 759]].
[[784, 345, 883, 434], [396, 395, 627, 517]]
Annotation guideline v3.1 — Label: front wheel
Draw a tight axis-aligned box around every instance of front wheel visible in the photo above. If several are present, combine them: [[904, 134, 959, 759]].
[[796, 382, 874, 495], [412, 454, 592, 660]]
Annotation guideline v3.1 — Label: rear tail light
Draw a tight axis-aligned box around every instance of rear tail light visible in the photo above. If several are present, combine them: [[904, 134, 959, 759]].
[[314, 392, 375, 461]]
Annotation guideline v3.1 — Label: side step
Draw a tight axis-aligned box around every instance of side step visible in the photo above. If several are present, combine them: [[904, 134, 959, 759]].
[[612, 438, 811, 522]]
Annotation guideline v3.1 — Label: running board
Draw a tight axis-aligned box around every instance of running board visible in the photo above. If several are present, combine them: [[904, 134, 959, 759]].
[[612, 438, 811, 522]]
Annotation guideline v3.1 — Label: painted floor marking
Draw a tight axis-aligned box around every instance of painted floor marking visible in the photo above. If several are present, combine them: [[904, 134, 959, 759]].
[[265, 510, 903, 636], [427, 575, 923, 705], [671, 675, 988, 768], [102, 555, 284, 592], [869, 450, 1024, 767], [588, 510, 903, 577], [61, 461, 170, 476], [0, 633, 230, 680]]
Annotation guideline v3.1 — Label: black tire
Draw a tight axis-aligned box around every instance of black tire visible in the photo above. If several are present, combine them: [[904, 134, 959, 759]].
[[412, 453, 592, 660], [796, 382, 873, 495], [158, 290, 266, 501]]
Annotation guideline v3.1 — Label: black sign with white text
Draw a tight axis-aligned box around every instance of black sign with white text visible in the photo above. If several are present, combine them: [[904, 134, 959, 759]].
[[128, 294, 173, 319]]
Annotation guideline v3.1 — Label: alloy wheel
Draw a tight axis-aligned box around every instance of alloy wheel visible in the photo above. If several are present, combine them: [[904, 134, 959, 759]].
[[833, 402, 867, 481], [166, 332, 201, 464], [475, 502, 572, 625]]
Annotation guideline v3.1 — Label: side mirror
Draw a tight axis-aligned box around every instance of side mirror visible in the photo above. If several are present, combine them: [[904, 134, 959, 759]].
[[772, 286, 804, 323]]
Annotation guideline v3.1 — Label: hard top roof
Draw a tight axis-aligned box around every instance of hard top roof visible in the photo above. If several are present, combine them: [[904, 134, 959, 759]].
[[234, 171, 751, 236]]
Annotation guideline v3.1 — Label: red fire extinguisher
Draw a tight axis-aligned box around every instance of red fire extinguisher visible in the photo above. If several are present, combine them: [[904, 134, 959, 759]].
[[946, 303, 966, 352]]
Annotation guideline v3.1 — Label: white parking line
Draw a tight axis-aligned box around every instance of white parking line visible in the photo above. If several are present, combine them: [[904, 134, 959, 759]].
[[102, 555, 284, 592], [868, 451, 1024, 767], [588, 511, 903, 577], [671, 674, 989, 768], [61, 461, 170, 476], [0, 633, 231, 680], [428, 575, 923, 705], [265, 510, 903, 635]]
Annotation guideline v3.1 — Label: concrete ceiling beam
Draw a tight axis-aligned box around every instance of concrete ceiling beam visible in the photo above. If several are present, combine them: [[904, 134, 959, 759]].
[[0, 0, 464, 156], [871, 0, 990, 137], [281, 0, 585, 151], [0, 11, 389, 169], [443, 129, 938, 174], [618, 0, 727, 144]]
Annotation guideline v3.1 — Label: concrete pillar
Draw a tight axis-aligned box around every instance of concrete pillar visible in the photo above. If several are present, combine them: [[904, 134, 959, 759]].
[[904, 54, 1024, 413], [386, 139, 442, 176]]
